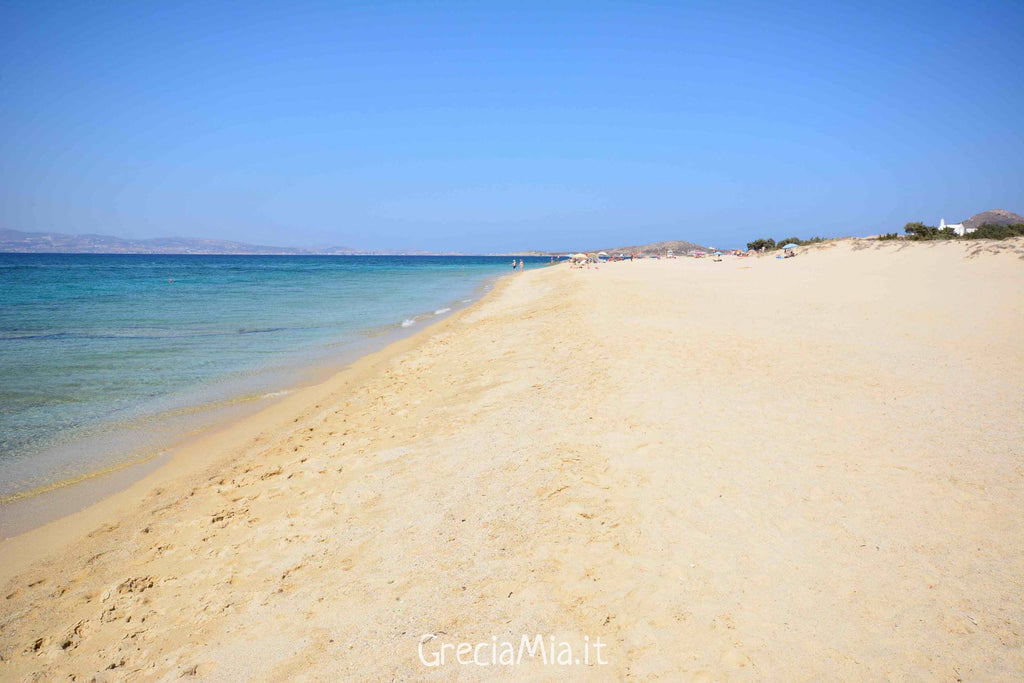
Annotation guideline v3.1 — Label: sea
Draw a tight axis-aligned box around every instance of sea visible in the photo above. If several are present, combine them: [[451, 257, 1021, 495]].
[[0, 254, 547, 502]]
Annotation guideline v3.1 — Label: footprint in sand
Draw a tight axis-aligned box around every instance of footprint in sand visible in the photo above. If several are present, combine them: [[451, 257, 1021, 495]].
[[720, 648, 754, 670], [58, 619, 94, 652]]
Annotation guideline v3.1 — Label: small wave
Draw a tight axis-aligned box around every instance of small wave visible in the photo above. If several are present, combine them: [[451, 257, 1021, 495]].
[[434, 307, 451, 315], [0, 452, 164, 505], [401, 318, 416, 328], [261, 390, 292, 399], [0, 327, 288, 341], [237, 327, 287, 335], [462, 299, 472, 303]]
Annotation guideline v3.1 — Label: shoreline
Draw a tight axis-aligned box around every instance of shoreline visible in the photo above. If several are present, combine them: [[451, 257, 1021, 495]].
[[0, 270, 506, 538], [1, 239, 1021, 679], [0, 269, 513, 564], [0, 254, 538, 513]]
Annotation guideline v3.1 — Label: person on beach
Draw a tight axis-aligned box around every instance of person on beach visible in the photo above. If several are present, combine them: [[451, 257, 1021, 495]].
[[519, 260, 524, 271], [511, 260, 517, 270]]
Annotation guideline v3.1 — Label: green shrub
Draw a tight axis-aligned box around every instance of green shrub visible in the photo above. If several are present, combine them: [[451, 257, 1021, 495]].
[[903, 222, 957, 240], [964, 223, 1024, 240], [776, 236, 826, 246]]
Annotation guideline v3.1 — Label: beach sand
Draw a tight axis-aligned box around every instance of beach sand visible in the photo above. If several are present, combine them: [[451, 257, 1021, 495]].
[[1, 238, 1022, 680]]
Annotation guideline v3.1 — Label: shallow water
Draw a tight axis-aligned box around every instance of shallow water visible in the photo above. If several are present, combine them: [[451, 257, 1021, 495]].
[[0, 254, 547, 498]]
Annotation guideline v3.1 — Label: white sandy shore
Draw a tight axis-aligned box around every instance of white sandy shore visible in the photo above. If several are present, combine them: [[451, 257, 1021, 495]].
[[1, 238, 1022, 680]]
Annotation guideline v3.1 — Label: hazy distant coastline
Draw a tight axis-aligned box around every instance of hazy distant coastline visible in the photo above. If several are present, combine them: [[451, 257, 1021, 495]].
[[0, 228, 719, 257], [0, 228, 481, 256]]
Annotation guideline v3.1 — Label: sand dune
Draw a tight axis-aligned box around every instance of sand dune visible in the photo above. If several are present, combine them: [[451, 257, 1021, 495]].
[[1, 238, 1022, 680]]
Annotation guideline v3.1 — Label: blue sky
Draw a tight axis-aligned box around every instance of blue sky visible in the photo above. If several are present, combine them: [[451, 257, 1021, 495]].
[[1, 1, 1022, 252]]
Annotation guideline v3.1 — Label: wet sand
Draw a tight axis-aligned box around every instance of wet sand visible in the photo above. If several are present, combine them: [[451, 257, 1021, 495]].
[[1, 238, 1022, 680]]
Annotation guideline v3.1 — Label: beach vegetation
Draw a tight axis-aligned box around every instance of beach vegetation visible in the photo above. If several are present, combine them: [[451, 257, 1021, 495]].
[[746, 236, 826, 250], [782, 236, 825, 246], [963, 223, 1024, 240], [747, 238, 776, 251], [900, 221, 1024, 241], [903, 222, 937, 239], [877, 232, 901, 240], [903, 222, 957, 240]]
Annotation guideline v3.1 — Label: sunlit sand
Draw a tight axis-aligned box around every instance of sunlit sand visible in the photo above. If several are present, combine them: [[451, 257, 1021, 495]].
[[1, 238, 1022, 679]]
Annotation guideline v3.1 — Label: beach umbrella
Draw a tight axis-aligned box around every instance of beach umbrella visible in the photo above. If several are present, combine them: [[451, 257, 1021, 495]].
[[597, 251, 608, 257], [714, 251, 723, 256], [782, 243, 799, 249]]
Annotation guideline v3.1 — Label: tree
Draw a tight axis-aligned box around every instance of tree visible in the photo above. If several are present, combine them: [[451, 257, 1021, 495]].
[[904, 222, 940, 240], [746, 238, 776, 251]]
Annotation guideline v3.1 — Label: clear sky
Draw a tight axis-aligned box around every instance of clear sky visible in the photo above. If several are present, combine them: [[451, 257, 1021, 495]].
[[2, 1, 1022, 252]]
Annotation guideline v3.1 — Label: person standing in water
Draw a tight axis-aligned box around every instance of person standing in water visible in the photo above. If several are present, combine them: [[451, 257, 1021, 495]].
[[511, 259, 517, 270], [518, 259, 524, 271]]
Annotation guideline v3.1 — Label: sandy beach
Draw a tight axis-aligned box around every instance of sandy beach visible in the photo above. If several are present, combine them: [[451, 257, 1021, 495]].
[[1, 238, 1022, 680]]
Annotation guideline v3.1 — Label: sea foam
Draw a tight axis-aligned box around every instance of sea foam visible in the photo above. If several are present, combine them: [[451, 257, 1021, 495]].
[[261, 390, 292, 399]]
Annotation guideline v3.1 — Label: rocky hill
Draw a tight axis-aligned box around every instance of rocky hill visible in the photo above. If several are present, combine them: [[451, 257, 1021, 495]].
[[962, 209, 1024, 230], [591, 239, 714, 256]]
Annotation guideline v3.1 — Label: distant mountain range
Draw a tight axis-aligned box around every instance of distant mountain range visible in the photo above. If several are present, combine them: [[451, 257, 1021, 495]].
[[0, 227, 716, 256], [0, 229, 457, 255], [0, 229, 351, 255]]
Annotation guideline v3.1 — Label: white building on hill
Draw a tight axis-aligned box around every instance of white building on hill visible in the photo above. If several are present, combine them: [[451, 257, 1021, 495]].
[[940, 218, 975, 236]]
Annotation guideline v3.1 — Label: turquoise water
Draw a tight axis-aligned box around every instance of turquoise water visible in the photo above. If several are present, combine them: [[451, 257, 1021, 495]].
[[0, 254, 545, 497]]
